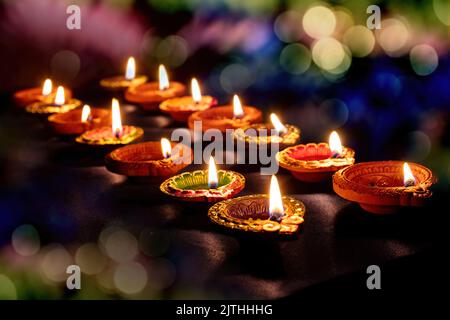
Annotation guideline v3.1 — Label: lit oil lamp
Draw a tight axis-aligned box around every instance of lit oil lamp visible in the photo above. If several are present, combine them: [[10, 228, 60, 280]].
[[48, 104, 111, 135], [277, 131, 355, 182], [75, 98, 143, 146], [100, 57, 147, 91], [333, 161, 436, 214], [105, 138, 192, 177], [160, 156, 245, 202], [26, 86, 81, 114], [208, 175, 306, 235], [14, 79, 73, 108], [159, 78, 217, 122], [233, 113, 301, 149], [124, 65, 186, 111], [187, 95, 262, 132]]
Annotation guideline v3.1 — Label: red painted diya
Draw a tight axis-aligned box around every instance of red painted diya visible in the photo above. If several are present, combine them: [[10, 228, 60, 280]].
[[99, 57, 147, 91], [187, 95, 262, 132], [105, 140, 192, 177], [48, 105, 111, 135], [25, 86, 81, 114], [160, 156, 245, 202], [14, 79, 73, 108], [333, 161, 436, 214], [159, 78, 217, 122], [277, 132, 355, 182], [233, 113, 300, 149], [124, 65, 186, 111], [208, 175, 305, 235]]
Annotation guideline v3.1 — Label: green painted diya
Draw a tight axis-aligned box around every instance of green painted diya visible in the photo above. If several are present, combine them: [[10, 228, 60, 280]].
[[160, 170, 245, 202]]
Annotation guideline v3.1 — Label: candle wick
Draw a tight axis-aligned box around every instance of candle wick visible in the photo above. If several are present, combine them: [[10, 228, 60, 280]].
[[114, 128, 122, 139]]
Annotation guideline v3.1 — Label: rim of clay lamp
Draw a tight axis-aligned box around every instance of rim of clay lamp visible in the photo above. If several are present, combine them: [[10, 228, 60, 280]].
[[75, 126, 144, 146], [233, 123, 301, 147], [99, 75, 148, 91]]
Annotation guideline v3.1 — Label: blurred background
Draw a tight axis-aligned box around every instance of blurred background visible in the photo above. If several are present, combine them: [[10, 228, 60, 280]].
[[0, 0, 449, 299]]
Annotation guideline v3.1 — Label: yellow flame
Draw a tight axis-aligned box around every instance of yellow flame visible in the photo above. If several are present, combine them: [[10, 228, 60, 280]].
[[329, 131, 343, 155], [191, 78, 202, 102], [208, 156, 218, 188], [159, 65, 169, 90], [125, 57, 136, 80], [42, 79, 52, 96], [403, 162, 416, 186], [161, 138, 172, 159], [269, 175, 284, 218], [111, 98, 123, 136], [270, 113, 287, 135], [233, 95, 244, 118], [54, 86, 65, 105], [81, 104, 91, 122]]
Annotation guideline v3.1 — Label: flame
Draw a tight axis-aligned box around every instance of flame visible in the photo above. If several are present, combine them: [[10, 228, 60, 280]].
[[111, 98, 123, 137], [54, 86, 65, 105], [191, 78, 202, 102], [81, 105, 91, 122], [161, 138, 172, 159], [208, 156, 218, 188], [403, 162, 416, 186], [125, 57, 136, 80], [42, 79, 52, 96], [159, 65, 169, 90], [270, 113, 287, 135], [329, 131, 343, 155], [233, 95, 244, 118], [269, 175, 284, 219]]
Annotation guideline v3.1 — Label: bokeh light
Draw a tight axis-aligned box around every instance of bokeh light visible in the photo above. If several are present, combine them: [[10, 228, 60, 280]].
[[100, 226, 138, 263], [0, 275, 17, 300], [50, 50, 81, 82], [114, 262, 148, 295], [12, 224, 40, 257], [279, 43, 311, 74], [343, 26, 375, 57], [406, 131, 432, 161], [312, 38, 346, 70], [433, 0, 450, 26], [274, 10, 304, 43], [410, 44, 439, 76], [333, 8, 354, 35], [318, 99, 349, 128], [40, 244, 72, 282], [303, 5, 336, 39], [377, 18, 410, 57], [220, 63, 252, 93], [155, 35, 189, 68], [75, 243, 108, 275]]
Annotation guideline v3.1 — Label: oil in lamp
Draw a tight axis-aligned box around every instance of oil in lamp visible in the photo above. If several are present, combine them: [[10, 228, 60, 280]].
[[105, 138, 192, 177], [75, 98, 143, 146], [187, 95, 263, 132], [233, 113, 301, 149], [99, 57, 147, 91], [208, 175, 306, 235], [277, 131, 355, 182], [159, 78, 217, 122], [124, 65, 186, 111], [160, 156, 245, 202], [26, 86, 81, 114], [48, 104, 111, 135], [333, 161, 436, 214]]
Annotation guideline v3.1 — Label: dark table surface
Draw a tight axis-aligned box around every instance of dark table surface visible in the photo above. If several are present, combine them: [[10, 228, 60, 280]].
[[0, 101, 438, 299]]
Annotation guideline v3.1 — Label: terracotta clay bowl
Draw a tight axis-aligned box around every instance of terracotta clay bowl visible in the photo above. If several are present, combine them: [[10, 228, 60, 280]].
[[233, 123, 300, 150], [99, 75, 147, 91], [333, 161, 436, 214], [125, 82, 186, 111], [14, 87, 73, 108], [159, 96, 217, 122], [48, 108, 111, 135]]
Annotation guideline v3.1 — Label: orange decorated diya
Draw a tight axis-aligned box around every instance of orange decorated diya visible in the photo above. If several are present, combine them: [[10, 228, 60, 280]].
[[333, 161, 436, 214], [159, 78, 217, 122], [277, 131, 355, 182], [125, 65, 185, 111], [187, 95, 262, 132], [105, 139, 192, 177], [14, 79, 73, 108], [100, 57, 147, 91], [48, 104, 111, 135], [26, 86, 81, 115]]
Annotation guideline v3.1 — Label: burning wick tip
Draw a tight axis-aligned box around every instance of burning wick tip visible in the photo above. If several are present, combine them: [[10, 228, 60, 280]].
[[404, 179, 415, 187], [114, 128, 122, 139]]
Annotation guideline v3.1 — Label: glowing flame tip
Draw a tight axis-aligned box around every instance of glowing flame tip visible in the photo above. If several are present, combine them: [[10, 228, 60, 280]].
[[208, 156, 218, 188]]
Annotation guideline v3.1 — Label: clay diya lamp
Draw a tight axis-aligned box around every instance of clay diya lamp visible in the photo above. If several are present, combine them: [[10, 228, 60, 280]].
[[160, 156, 245, 203], [277, 131, 355, 182], [26, 86, 81, 114], [48, 104, 111, 135], [188, 95, 263, 132], [100, 57, 147, 91], [233, 113, 300, 149], [75, 98, 143, 146], [159, 78, 217, 122], [125, 65, 186, 111], [208, 175, 305, 235], [333, 161, 436, 214], [14, 79, 73, 108], [105, 138, 192, 177]]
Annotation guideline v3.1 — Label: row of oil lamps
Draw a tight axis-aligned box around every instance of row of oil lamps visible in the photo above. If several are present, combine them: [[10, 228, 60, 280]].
[[13, 57, 436, 235]]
